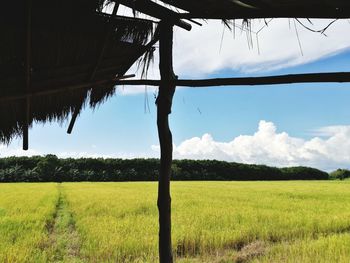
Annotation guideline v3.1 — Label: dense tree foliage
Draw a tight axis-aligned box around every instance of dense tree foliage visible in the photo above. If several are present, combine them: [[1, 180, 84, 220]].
[[0, 155, 329, 182], [329, 169, 350, 180]]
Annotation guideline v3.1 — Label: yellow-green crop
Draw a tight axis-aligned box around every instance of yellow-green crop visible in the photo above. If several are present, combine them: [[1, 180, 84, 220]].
[[0, 183, 58, 262], [1, 181, 350, 262]]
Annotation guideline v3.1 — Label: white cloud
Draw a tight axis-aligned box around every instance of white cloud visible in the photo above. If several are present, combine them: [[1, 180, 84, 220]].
[[0, 145, 40, 157], [115, 83, 158, 96], [54, 151, 156, 159], [117, 18, 350, 94], [2, 121, 350, 171], [151, 121, 350, 171], [0, 145, 155, 160], [173, 19, 350, 76]]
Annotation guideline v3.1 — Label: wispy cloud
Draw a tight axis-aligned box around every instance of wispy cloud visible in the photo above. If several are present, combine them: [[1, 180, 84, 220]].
[[0, 145, 156, 160], [173, 19, 350, 76], [309, 125, 350, 137], [120, 18, 350, 95], [0, 145, 40, 157]]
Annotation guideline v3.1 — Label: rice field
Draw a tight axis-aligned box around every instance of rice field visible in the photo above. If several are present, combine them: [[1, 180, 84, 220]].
[[0, 181, 350, 262]]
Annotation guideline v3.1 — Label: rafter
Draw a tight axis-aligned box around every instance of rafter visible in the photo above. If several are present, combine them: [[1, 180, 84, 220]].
[[4, 72, 350, 104], [89, 3, 120, 82], [0, 75, 135, 103], [180, 9, 350, 20], [67, 3, 121, 134], [118, 0, 192, 30]]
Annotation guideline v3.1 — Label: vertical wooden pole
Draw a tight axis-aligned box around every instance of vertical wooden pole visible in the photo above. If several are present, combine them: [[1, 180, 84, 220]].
[[66, 100, 83, 134], [157, 21, 176, 263], [23, 0, 32, 150]]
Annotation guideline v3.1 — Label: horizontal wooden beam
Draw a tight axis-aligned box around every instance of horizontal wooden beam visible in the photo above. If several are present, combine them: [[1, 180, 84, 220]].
[[115, 72, 350, 87], [3, 72, 350, 103], [180, 8, 350, 20], [118, 0, 192, 31], [33, 56, 134, 81], [98, 10, 156, 24], [0, 74, 135, 103]]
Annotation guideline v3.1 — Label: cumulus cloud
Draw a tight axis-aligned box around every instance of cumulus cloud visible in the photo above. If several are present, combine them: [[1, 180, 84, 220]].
[[3, 121, 350, 171], [152, 121, 350, 171]]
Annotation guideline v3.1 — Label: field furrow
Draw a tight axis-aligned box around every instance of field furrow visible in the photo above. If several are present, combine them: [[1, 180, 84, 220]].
[[44, 184, 83, 262]]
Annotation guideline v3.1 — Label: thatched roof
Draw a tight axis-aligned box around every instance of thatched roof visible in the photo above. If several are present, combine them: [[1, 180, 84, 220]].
[[162, 0, 350, 19], [115, 0, 350, 28], [0, 0, 155, 144], [2, 0, 350, 147]]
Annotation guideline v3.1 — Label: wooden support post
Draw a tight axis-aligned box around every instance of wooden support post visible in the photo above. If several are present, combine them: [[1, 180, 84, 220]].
[[67, 100, 84, 134], [23, 0, 32, 150], [156, 21, 176, 263], [23, 101, 29, 150]]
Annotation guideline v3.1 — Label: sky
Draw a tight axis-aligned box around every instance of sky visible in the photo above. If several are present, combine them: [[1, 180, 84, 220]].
[[2, 15, 350, 171]]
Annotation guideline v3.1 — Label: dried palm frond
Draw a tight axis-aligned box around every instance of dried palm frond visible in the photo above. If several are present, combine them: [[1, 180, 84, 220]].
[[0, 0, 157, 144]]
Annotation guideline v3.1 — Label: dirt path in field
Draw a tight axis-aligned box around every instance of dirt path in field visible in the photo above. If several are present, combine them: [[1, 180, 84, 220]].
[[45, 183, 83, 262]]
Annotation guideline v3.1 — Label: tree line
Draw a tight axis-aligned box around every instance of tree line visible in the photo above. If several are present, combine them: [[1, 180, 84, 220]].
[[0, 155, 334, 182], [329, 169, 350, 180]]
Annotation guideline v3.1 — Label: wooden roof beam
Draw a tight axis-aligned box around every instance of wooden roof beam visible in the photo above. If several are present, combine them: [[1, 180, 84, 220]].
[[118, 0, 192, 31], [116, 72, 350, 87], [90, 3, 120, 82], [0, 75, 135, 103], [3, 72, 350, 103], [180, 8, 350, 20], [67, 3, 121, 135]]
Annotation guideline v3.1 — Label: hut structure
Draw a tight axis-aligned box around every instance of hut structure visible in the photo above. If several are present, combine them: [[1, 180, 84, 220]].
[[1, 0, 350, 262], [0, 0, 157, 146]]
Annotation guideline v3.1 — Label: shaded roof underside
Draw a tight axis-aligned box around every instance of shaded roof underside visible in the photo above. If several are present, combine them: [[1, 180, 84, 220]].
[[161, 0, 350, 19], [0, 1, 155, 144], [2, 0, 350, 145]]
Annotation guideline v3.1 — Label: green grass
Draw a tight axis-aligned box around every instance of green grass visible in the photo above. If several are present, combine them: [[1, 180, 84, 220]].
[[1, 181, 350, 262]]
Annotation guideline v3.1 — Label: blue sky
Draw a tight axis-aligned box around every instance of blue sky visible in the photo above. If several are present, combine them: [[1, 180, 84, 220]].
[[2, 18, 350, 171]]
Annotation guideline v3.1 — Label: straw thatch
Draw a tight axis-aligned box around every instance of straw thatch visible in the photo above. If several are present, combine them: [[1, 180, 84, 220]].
[[0, 0, 155, 144], [2, 0, 350, 145]]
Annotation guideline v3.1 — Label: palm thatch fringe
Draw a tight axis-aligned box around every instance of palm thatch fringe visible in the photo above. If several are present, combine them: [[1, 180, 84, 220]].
[[0, 0, 156, 144]]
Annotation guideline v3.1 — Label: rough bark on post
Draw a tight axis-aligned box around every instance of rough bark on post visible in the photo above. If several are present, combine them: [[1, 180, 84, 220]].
[[156, 21, 176, 263]]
